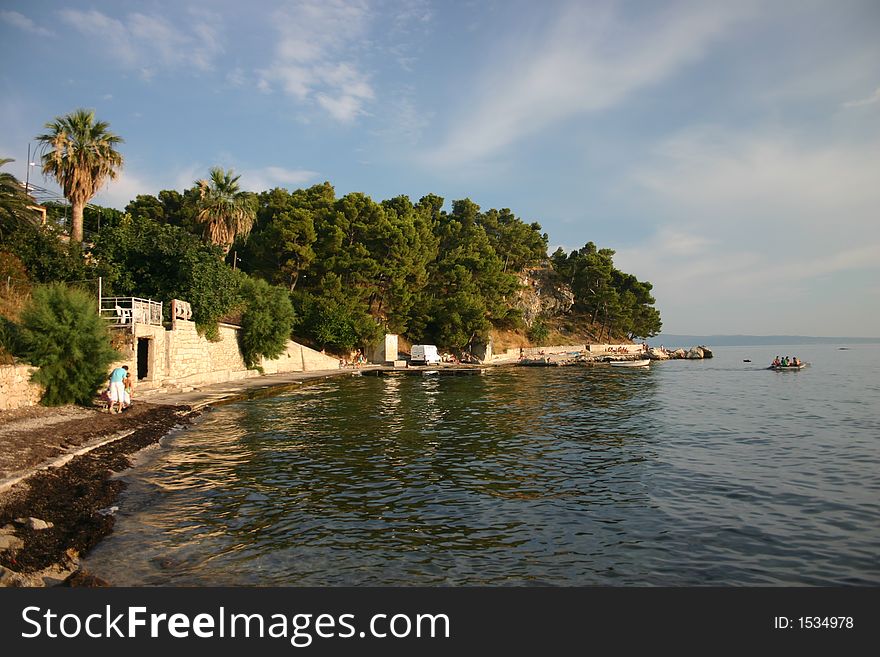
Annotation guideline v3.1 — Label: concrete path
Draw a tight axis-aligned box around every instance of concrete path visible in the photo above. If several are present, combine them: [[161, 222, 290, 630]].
[[142, 367, 379, 410]]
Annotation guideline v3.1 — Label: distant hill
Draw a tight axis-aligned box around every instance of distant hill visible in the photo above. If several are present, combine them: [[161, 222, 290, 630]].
[[653, 334, 880, 348]]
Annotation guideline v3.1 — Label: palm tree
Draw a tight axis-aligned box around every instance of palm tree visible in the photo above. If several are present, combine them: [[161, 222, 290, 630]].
[[195, 167, 255, 254], [36, 109, 123, 243], [0, 158, 39, 240]]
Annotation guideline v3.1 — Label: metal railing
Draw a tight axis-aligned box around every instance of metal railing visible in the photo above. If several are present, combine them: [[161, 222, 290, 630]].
[[100, 297, 163, 328]]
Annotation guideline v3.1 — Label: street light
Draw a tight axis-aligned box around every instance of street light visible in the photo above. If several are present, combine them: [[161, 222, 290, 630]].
[[25, 143, 38, 194]]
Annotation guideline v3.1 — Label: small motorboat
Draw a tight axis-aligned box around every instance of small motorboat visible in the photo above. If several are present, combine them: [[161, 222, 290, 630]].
[[609, 359, 650, 368], [768, 363, 808, 371]]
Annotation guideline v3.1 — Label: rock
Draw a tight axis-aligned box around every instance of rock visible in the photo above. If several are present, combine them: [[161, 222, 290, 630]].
[[0, 534, 24, 552], [0, 524, 16, 535], [0, 565, 30, 587], [699, 345, 714, 358], [14, 517, 54, 530], [514, 267, 575, 326], [648, 347, 669, 360], [62, 570, 110, 587], [672, 348, 687, 359]]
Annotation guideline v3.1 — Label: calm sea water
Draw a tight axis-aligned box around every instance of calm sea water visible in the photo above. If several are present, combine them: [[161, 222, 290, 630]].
[[84, 344, 880, 586]]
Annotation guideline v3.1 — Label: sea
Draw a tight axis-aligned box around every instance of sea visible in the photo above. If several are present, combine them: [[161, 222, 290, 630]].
[[83, 344, 880, 586]]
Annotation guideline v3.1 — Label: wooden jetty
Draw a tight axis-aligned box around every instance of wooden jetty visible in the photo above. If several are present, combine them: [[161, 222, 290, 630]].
[[360, 365, 486, 376]]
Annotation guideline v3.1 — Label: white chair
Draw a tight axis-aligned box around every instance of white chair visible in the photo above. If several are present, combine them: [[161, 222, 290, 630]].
[[115, 305, 131, 325]]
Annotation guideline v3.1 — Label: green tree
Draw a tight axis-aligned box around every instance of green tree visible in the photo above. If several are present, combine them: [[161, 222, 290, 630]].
[[36, 109, 124, 243], [550, 242, 662, 341], [238, 277, 296, 367], [293, 273, 381, 352], [0, 158, 40, 240], [195, 167, 256, 254], [478, 207, 548, 271], [125, 194, 165, 223], [18, 283, 118, 405], [243, 186, 322, 291]]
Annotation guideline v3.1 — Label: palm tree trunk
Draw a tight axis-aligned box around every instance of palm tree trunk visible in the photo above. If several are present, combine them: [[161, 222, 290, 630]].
[[71, 201, 85, 243]]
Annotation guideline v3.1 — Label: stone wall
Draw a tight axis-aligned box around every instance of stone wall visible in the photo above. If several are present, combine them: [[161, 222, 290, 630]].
[[261, 340, 341, 374], [0, 365, 43, 411], [164, 321, 248, 385], [500, 343, 645, 359], [3, 310, 340, 409]]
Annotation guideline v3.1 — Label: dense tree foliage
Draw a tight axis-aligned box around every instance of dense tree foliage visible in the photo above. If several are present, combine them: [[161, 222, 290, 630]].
[[550, 243, 662, 339], [1, 157, 662, 354]]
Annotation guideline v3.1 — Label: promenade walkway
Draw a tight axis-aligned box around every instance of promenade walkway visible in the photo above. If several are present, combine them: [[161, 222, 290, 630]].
[[141, 366, 379, 410]]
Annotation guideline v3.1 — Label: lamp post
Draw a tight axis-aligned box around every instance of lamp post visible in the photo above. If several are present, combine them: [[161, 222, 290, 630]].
[[25, 143, 37, 194]]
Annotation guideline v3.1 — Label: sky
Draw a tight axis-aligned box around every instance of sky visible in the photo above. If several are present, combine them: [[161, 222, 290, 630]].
[[1, 0, 878, 336]]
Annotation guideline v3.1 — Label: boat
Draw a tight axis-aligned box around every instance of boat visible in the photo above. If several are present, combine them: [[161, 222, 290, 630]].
[[768, 363, 808, 371], [609, 359, 650, 368]]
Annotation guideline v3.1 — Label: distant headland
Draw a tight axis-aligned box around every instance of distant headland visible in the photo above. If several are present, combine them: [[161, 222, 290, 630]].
[[654, 334, 880, 348]]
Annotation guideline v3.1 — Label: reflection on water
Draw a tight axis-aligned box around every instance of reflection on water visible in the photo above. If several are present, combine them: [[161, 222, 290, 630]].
[[85, 346, 880, 586]]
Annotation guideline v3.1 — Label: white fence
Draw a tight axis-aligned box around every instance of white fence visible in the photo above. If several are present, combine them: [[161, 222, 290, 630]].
[[100, 296, 163, 328]]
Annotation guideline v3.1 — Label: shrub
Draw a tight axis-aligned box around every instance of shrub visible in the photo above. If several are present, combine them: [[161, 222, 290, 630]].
[[527, 318, 550, 346], [18, 283, 118, 405], [238, 277, 296, 367]]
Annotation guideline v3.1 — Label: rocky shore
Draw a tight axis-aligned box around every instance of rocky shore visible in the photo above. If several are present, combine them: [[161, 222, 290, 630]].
[[0, 367, 352, 587], [0, 403, 196, 586]]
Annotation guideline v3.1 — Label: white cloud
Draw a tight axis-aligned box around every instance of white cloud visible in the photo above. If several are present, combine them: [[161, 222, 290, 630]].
[[58, 8, 224, 76], [92, 168, 159, 210], [257, 0, 376, 123], [843, 87, 880, 108], [239, 166, 319, 192], [633, 128, 880, 233], [1, 10, 53, 36], [616, 127, 880, 334], [423, 1, 752, 166]]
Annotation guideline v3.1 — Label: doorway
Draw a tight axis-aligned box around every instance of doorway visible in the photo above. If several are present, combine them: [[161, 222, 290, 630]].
[[137, 338, 150, 380]]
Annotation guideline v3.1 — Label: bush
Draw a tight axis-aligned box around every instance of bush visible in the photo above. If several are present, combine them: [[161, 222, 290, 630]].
[[527, 318, 550, 346], [238, 277, 296, 367], [18, 283, 118, 405]]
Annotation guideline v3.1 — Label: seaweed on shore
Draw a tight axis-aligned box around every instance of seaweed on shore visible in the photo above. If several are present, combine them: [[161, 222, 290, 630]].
[[0, 404, 196, 575]]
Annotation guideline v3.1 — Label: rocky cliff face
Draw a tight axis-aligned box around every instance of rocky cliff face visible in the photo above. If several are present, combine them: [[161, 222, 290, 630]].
[[514, 267, 574, 326]]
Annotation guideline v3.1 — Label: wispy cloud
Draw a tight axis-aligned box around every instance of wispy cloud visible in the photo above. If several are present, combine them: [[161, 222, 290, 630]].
[[616, 126, 880, 333], [633, 127, 880, 232], [1, 10, 54, 37], [239, 166, 319, 192], [58, 8, 224, 77], [423, 1, 751, 166], [257, 0, 375, 124], [843, 87, 880, 108]]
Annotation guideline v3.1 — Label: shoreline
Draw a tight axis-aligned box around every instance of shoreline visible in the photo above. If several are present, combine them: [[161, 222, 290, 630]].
[[0, 366, 359, 587]]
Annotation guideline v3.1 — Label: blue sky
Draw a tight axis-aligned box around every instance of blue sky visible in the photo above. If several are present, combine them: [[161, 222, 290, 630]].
[[2, 0, 878, 336]]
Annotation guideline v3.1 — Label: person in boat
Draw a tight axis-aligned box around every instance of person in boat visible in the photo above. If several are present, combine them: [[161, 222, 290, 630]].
[[792, 356, 800, 366], [772, 356, 781, 367], [781, 356, 790, 367]]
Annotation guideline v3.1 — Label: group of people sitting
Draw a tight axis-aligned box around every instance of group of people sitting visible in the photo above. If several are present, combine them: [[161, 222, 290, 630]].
[[99, 365, 133, 413], [771, 355, 801, 368], [340, 350, 368, 368]]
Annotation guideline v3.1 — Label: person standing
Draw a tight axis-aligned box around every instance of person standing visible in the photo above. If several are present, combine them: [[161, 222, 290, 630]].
[[108, 365, 128, 414], [123, 369, 134, 410]]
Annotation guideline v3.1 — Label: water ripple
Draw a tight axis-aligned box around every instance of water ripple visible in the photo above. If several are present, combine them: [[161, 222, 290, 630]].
[[86, 345, 880, 585]]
